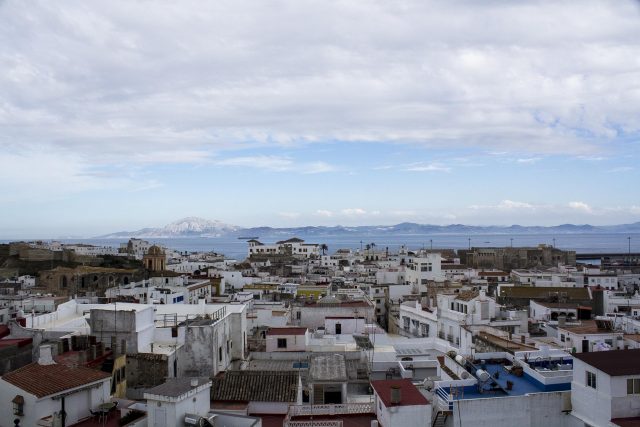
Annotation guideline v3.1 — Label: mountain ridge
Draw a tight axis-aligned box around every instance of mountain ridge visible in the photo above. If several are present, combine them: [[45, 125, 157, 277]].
[[96, 217, 640, 238]]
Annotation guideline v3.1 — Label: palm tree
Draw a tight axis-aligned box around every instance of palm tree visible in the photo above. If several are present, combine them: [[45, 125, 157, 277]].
[[320, 244, 328, 256]]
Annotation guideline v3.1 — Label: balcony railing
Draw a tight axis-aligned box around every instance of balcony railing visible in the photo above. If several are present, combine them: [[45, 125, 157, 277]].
[[288, 403, 373, 418]]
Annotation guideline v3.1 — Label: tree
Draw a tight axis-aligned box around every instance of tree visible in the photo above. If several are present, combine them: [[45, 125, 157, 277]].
[[320, 244, 328, 256]]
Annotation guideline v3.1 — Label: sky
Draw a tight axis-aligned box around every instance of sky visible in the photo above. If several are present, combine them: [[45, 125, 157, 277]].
[[1, 0, 640, 237]]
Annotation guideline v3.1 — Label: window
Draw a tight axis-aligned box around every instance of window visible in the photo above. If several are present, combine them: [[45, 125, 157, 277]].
[[627, 378, 640, 395], [586, 371, 597, 389], [277, 338, 287, 349], [560, 334, 565, 342], [12, 395, 24, 416], [218, 346, 223, 362]]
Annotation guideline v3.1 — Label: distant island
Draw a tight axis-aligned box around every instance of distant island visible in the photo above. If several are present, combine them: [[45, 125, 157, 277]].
[[96, 217, 640, 239]]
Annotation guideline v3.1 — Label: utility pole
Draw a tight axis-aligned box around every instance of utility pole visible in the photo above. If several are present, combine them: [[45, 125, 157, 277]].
[[468, 237, 471, 250], [553, 238, 556, 248], [629, 236, 632, 255], [430, 239, 433, 250]]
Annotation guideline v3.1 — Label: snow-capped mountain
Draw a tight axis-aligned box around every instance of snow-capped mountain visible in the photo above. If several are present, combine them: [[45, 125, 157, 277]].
[[99, 217, 240, 238], [163, 217, 239, 235]]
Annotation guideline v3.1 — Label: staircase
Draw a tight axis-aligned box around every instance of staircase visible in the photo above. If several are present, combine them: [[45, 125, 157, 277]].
[[431, 411, 451, 427], [432, 410, 450, 427]]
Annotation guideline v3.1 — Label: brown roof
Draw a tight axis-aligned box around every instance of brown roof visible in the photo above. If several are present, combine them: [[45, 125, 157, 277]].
[[211, 371, 298, 402], [573, 349, 640, 376], [371, 379, 429, 407], [2, 362, 110, 398], [266, 327, 308, 336], [558, 320, 614, 335], [455, 290, 479, 302], [500, 286, 591, 300]]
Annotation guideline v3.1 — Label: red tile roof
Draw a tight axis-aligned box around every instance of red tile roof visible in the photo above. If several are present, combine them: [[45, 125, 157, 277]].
[[0, 325, 10, 339], [574, 349, 640, 376], [371, 379, 429, 407], [2, 362, 110, 398], [266, 327, 308, 336]]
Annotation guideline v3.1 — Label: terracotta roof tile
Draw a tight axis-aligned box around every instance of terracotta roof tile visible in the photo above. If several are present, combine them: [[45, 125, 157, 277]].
[[211, 371, 298, 403], [2, 362, 110, 398]]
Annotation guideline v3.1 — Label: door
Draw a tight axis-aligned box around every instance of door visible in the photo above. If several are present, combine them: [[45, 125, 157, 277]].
[[335, 323, 342, 335], [154, 407, 167, 427], [582, 339, 589, 353]]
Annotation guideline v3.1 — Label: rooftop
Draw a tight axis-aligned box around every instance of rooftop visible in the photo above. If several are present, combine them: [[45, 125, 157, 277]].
[[266, 327, 308, 336], [573, 349, 640, 376], [211, 371, 298, 402], [310, 354, 348, 382], [371, 379, 429, 407], [2, 362, 110, 398], [145, 377, 210, 398], [499, 286, 591, 300]]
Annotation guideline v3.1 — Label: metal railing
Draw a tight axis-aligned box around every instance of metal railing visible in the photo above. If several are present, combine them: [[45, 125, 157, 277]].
[[286, 421, 343, 427], [288, 403, 374, 417]]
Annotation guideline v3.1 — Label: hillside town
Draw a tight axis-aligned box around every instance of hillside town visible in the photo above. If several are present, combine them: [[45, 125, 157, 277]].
[[0, 238, 639, 427]]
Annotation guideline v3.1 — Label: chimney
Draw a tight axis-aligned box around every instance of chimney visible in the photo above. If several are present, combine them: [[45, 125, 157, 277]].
[[190, 378, 199, 387], [390, 385, 401, 404], [38, 344, 56, 365]]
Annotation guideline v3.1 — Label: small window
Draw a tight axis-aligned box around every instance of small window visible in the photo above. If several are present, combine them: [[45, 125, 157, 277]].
[[560, 334, 565, 342], [218, 346, 223, 362], [277, 338, 287, 349], [12, 395, 24, 416], [627, 378, 640, 395], [586, 371, 597, 389]]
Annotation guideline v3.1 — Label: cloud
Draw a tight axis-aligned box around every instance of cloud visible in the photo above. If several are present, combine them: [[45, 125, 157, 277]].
[[470, 200, 537, 210], [341, 208, 368, 216], [568, 201, 593, 213], [2, 0, 640, 173], [214, 156, 334, 173], [405, 163, 451, 172], [516, 157, 542, 164], [607, 166, 634, 173], [315, 210, 334, 217]]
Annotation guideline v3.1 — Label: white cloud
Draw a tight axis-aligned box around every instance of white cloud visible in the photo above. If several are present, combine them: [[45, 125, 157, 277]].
[[215, 156, 334, 173], [315, 210, 334, 217], [470, 200, 537, 210], [405, 163, 451, 172], [341, 208, 368, 216], [516, 157, 541, 164], [568, 201, 593, 213], [2, 0, 640, 170]]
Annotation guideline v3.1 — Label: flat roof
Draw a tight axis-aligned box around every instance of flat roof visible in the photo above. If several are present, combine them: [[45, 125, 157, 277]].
[[573, 349, 640, 376], [266, 327, 307, 336], [145, 377, 210, 398], [371, 379, 429, 407]]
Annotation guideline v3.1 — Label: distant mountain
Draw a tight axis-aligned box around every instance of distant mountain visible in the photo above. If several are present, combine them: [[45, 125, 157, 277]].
[[98, 218, 640, 239], [98, 217, 240, 238]]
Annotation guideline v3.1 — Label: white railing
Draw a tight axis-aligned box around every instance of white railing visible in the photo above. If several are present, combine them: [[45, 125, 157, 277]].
[[434, 386, 454, 412], [288, 403, 373, 417], [286, 421, 343, 427]]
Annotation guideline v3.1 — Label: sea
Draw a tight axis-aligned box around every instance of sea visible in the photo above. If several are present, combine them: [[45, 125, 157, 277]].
[[7, 232, 638, 261]]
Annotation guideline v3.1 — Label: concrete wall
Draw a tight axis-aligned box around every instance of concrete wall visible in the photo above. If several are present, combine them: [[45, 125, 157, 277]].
[[452, 392, 577, 427]]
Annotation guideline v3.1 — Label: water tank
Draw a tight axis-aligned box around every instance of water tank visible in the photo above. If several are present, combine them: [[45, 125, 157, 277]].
[[371, 421, 379, 427], [476, 369, 490, 382], [455, 355, 465, 365], [460, 372, 469, 379]]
